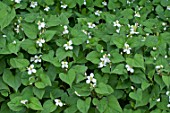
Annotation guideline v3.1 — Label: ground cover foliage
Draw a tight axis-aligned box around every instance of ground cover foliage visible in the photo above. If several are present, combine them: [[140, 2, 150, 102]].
[[0, 0, 170, 113]]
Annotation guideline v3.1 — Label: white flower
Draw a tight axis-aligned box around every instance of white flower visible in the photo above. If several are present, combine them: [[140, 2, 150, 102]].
[[87, 22, 96, 29], [61, 4, 67, 9], [86, 40, 90, 44], [94, 10, 102, 16], [54, 99, 63, 107], [20, 100, 28, 104], [27, 64, 36, 75], [83, 0, 86, 5], [2, 35, 6, 37], [30, 55, 42, 63], [131, 86, 135, 90], [125, 64, 134, 73], [44, 6, 50, 11], [37, 21, 46, 30], [12, 40, 17, 44], [123, 43, 131, 54], [153, 47, 157, 50], [113, 20, 121, 28], [116, 28, 120, 33], [155, 65, 163, 71], [134, 11, 141, 17], [61, 61, 68, 69], [86, 73, 97, 85], [63, 40, 73, 50], [167, 6, 170, 10], [74, 91, 81, 96], [63, 25, 69, 34], [129, 23, 139, 34], [166, 91, 170, 96], [102, 1, 107, 6], [165, 55, 168, 58], [98, 54, 111, 68], [167, 104, 170, 108], [36, 38, 45, 47], [156, 98, 160, 102], [14, 0, 21, 3], [98, 61, 106, 68], [30, 1, 38, 8]]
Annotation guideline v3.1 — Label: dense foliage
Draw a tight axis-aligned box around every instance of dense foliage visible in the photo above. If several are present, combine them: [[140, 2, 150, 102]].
[[0, 0, 170, 113]]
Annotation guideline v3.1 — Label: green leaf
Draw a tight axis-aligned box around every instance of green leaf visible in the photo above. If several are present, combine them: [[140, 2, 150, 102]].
[[21, 39, 37, 54], [129, 88, 142, 101], [28, 97, 43, 110], [59, 69, 76, 87], [22, 23, 38, 39], [41, 100, 56, 113], [56, 48, 73, 62], [1, 8, 16, 30], [64, 105, 78, 113], [126, 54, 145, 70], [10, 58, 29, 69], [95, 83, 114, 95], [162, 76, 170, 88], [86, 51, 100, 64], [104, 95, 122, 113], [33, 87, 45, 99], [111, 64, 125, 75], [121, 8, 134, 19], [110, 51, 125, 63], [44, 0, 54, 5], [77, 97, 91, 113], [93, 98, 108, 113], [2, 69, 21, 92], [7, 96, 24, 111], [35, 82, 46, 89], [43, 30, 56, 42]]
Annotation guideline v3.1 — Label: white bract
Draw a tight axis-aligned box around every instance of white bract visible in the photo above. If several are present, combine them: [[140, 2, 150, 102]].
[[12, 40, 17, 44], [54, 99, 63, 107], [63, 25, 69, 34], [113, 20, 121, 28], [30, 55, 42, 63], [61, 61, 68, 69], [36, 38, 45, 47], [167, 104, 170, 108], [44, 6, 50, 11], [27, 64, 36, 75], [74, 91, 81, 96], [102, 1, 107, 6], [123, 43, 131, 54], [87, 22, 96, 28], [61, 4, 67, 9], [63, 40, 73, 50], [134, 11, 141, 17], [30, 1, 38, 8], [14, 0, 21, 3], [167, 6, 170, 10], [153, 47, 157, 50], [94, 10, 102, 16], [20, 100, 28, 104], [125, 64, 134, 73], [98, 54, 111, 68], [37, 20, 46, 30], [83, 0, 86, 5], [156, 98, 160, 102], [86, 73, 97, 87]]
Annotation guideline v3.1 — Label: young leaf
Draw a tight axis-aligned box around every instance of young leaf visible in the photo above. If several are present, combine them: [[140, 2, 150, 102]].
[[59, 69, 76, 87], [77, 97, 91, 113]]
